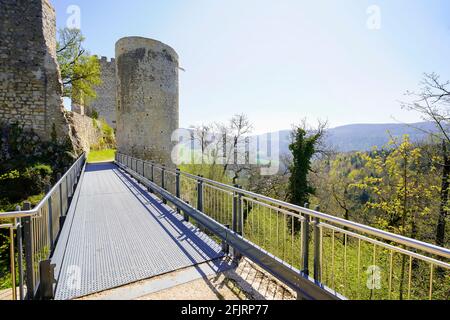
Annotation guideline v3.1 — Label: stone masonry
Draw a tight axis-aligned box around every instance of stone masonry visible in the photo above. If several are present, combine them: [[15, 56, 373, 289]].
[[0, 0, 74, 145], [116, 37, 179, 166], [85, 56, 117, 129], [67, 112, 103, 153]]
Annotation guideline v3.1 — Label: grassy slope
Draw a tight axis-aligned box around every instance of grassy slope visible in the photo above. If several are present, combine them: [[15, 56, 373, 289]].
[[87, 149, 116, 163]]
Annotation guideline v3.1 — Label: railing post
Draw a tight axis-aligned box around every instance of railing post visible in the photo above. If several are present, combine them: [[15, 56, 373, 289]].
[[142, 160, 145, 178], [8, 215, 17, 300], [161, 165, 167, 204], [232, 185, 243, 235], [38, 260, 56, 300], [22, 202, 35, 299], [46, 185, 54, 251], [184, 201, 190, 222], [175, 168, 181, 214], [64, 167, 70, 198], [15, 206, 24, 300], [197, 177, 204, 212], [57, 173, 63, 218], [302, 203, 310, 277], [74, 162, 79, 184], [150, 161, 154, 182], [59, 173, 67, 228], [313, 205, 321, 283], [223, 224, 230, 255], [232, 185, 243, 260]]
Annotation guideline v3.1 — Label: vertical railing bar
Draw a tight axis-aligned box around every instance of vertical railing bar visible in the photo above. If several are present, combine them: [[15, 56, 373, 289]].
[[9, 225, 17, 300], [161, 165, 167, 204], [151, 161, 154, 182], [283, 210, 286, 262], [357, 238, 361, 299], [371, 243, 376, 300], [389, 250, 393, 300], [302, 203, 310, 276], [408, 256, 413, 300], [299, 216, 303, 268], [15, 208, 24, 300], [332, 229, 335, 293], [57, 173, 63, 219], [22, 202, 34, 299], [320, 225, 324, 283], [291, 215, 294, 264], [313, 206, 321, 282], [429, 264, 434, 300], [344, 233, 348, 295], [46, 186, 54, 251], [176, 168, 181, 214]]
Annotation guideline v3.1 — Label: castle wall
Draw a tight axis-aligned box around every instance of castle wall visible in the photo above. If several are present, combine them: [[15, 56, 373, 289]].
[[87, 57, 117, 129], [0, 0, 73, 144], [115, 37, 179, 166], [67, 112, 103, 153]]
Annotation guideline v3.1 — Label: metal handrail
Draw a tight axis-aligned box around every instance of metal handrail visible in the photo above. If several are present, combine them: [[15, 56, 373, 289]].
[[0, 152, 86, 300], [117, 152, 450, 300], [117, 153, 450, 260], [0, 153, 86, 218]]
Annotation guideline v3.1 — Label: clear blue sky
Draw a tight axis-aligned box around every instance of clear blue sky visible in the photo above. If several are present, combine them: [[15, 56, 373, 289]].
[[51, 0, 450, 133]]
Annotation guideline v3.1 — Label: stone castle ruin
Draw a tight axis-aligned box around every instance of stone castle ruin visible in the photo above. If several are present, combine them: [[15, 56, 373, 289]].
[[0, 0, 73, 144], [80, 56, 117, 129], [1, 0, 180, 164], [116, 37, 179, 165]]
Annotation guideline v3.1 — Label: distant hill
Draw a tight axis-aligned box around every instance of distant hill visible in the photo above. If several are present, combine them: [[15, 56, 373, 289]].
[[262, 122, 439, 156], [179, 122, 439, 162]]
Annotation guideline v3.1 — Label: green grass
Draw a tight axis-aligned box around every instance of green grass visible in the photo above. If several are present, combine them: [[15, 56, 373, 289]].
[[87, 149, 116, 163]]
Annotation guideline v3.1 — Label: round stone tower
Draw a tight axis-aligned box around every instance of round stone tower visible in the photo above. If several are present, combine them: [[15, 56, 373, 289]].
[[115, 37, 179, 165]]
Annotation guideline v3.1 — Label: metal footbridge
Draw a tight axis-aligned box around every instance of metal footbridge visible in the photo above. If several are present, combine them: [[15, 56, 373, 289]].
[[1, 154, 449, 300], [52, 162, 223, 300]]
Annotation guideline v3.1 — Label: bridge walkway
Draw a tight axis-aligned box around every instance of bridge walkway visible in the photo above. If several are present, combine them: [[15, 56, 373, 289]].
[[52, 163, 224, 300]]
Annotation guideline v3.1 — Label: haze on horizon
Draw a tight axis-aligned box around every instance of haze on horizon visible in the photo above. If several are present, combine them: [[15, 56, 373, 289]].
[[52, 0, 450, 134]]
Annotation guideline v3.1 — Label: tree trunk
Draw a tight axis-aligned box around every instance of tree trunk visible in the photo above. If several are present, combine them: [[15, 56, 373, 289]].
[[436, 140, 449, 247]]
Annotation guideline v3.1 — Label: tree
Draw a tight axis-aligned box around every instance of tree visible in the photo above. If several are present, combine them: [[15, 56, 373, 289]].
[[190, 124, 214, 164], [353, 136, 437, 299], [401, 73, 450, 247], [287, 121, 326, 207], [57, 28, 101, 105], [221, 114, 253, 184]]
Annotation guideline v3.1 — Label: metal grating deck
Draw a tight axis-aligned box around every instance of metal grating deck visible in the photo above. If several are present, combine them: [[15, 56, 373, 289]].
[[53, 163, 223, 300]]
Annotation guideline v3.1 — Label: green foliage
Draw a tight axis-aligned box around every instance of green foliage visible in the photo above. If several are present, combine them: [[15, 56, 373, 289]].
[[89, 119, 116, 151], [100, 119, 116, 147], [0, 123, 75, 200], [0, 163, 52, 206], [180, 163, 230, 184], [91, 109, 99, 120], [0, 123, 77, 290], [57, 28, 101, 103], [87, 149, 116, 163], [353, 136, 437, 237], [288, 127, 322, 206]]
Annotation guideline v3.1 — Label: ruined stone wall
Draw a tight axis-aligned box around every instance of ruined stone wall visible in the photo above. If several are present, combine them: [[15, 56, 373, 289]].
[[0, 0, 73, 145], [87, 57, 117, 128], [116, 37, 179, 166], [66, 112, 103, 153]]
